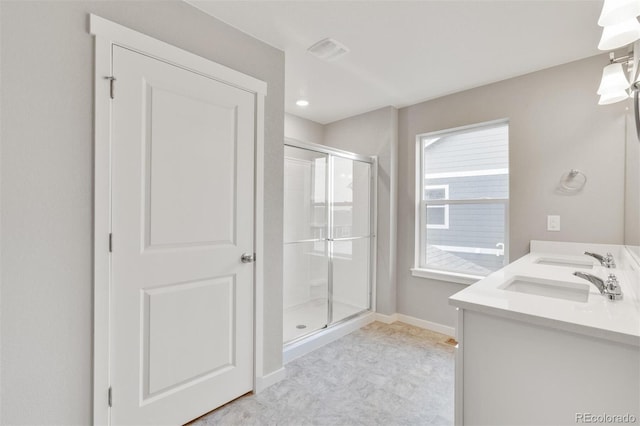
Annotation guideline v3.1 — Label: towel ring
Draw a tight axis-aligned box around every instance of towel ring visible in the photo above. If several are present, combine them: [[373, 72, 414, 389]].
[[558, 169, 587, 193]]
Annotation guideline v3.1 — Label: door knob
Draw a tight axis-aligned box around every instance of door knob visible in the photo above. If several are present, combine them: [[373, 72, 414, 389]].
[[241, 253, 256, 263]]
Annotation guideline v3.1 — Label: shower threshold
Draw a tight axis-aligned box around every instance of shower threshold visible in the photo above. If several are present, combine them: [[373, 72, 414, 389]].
[[283, 298, 368, 344], [283, 308, 374, 363]]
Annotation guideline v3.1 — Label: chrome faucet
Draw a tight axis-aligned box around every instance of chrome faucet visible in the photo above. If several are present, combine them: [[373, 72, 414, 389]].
[[583, 251, 616, 268], [573, 272, 623, 300]]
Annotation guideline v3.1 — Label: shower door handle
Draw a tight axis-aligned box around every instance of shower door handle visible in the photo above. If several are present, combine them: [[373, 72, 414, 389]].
[[241, 253, 256, 263]]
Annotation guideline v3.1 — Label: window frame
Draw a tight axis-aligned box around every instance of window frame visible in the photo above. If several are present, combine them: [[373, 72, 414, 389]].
[[412, 119, 510, 284]]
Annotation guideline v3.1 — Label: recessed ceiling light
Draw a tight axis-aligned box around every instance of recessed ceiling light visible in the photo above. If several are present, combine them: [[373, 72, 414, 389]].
[[296, 99, 309, 107]]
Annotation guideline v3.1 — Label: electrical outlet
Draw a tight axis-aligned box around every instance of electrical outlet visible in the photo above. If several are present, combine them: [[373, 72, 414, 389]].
[[547, 215, 561, 231]]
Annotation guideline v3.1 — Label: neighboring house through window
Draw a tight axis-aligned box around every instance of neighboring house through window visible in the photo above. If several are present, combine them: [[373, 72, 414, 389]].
[[415, 120, 509, 279], [425, 185, 449, 229]]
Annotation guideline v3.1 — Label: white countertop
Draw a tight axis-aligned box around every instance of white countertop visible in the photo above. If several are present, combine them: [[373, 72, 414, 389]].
[[449, 241, 640, 346]]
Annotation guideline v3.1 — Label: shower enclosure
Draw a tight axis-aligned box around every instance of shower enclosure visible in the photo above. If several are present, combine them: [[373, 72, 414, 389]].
[[283, 139, 376, 344]]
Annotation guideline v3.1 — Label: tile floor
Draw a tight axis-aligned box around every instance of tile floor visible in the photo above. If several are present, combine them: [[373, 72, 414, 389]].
[[192, 321, 455, 426]]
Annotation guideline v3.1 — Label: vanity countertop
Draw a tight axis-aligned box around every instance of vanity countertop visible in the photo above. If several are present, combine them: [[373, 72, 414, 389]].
[[449, 240, 640, 346]]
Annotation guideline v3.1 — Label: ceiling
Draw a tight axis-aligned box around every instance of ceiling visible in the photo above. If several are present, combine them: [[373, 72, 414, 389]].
[[188, 0, 603, 124]]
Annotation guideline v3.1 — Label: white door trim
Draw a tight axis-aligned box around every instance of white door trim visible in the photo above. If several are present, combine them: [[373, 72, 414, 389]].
[[90, 15, 267, 425]]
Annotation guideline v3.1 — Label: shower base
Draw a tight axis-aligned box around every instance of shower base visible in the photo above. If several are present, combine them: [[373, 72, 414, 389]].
[[283, 298, 374, 363], [283, 298, 366, 343]]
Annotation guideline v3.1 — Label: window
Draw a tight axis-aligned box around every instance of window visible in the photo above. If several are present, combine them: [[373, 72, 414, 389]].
[[414, 120, 509, 281], [425, 185, 449, 229]]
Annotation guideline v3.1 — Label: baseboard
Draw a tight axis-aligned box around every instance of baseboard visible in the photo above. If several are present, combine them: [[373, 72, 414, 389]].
[[283, 311, 375, 364], [374, 312, 398, 324], [374, 311, 455, 337], [254, 367, 286, 393], [396, 313, 455, 337]]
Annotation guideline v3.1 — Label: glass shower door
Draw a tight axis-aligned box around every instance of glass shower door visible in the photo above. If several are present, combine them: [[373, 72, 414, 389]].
[[283, 146, 329, 343], [329, 157, 372, 324]]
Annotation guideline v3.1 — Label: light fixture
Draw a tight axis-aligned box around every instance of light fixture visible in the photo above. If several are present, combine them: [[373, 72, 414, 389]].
[[598, 0, 640, 27], [296, 99, 309, 107], [598, 89, 630, 105], [597, 62, 630, 94], [598, 18, 640, 50], [597, 52, 633, 105], [595, 1, 640, 139]]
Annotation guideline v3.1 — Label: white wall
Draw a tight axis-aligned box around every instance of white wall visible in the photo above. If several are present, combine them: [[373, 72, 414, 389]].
[[0, 2, 284, 424], [397, 54, 627, 328]]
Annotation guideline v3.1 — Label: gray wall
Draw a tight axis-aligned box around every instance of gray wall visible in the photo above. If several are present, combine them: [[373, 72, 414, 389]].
[[284, 112, 324, 145], [323, 107, 399, 315], [624, 41, 640, 249], [624, 104, 640, 247], [397, 54, 627, 328], [0, 2, 284, 424]]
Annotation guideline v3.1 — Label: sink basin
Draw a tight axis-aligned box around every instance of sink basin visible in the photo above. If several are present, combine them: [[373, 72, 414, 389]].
[[534, 257, 593, 269], [500, 276, 590, 302]]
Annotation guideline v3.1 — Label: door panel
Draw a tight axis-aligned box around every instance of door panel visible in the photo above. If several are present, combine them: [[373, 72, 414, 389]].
[[144, 276, 235, 396], [283, 146, 328, 242], [282, 241, 329, 343], [111, 46, 255, 425], [283, 146, 329, 343], [330, 158, 372, 324], [331, 237, 371, 323], [147, 85, 237, 248], [331, 157, 370, 239]]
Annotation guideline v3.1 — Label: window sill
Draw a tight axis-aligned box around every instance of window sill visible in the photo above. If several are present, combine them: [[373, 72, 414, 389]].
[[410, 268, 484, 285]]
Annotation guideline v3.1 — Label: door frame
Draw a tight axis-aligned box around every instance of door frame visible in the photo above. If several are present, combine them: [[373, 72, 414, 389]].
[[90, 15, 267, 425]]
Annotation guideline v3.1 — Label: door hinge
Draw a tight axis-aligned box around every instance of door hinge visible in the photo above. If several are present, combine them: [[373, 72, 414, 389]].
[[108, 233, 113, 253], [108, 387, 112, 407], [106, 76, 116, 99]]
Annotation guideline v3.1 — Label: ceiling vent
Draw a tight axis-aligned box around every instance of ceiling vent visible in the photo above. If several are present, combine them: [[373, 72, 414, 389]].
[[307, 38, 350, 62]]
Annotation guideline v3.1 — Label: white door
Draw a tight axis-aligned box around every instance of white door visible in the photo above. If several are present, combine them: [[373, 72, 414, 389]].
[[110, 45, 255, 425]]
